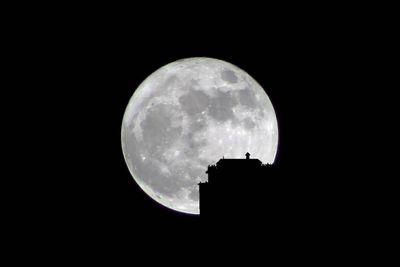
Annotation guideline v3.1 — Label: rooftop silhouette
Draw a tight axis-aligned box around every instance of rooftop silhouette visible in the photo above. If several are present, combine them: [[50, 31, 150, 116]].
[[198, 153, 330, 232], [199, 153, 280, 222], [196, 152, 371, 247]]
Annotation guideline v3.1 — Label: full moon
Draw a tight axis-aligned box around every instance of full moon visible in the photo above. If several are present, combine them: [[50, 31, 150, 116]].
[[121, 57, 278, 214]]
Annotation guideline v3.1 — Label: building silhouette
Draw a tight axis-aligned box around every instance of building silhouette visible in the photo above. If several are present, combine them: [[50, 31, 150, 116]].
[[199, 153, 281, 223], [198, 152, 326, 231], [197, 152, 370, 247]]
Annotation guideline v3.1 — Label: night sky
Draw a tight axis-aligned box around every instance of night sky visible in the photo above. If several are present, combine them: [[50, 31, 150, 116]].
[[8, 4, 381, 259]]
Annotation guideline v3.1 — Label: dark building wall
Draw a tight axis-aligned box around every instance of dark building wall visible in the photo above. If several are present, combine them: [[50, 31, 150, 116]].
[[198, 155, 372, 246], [198, 157, 349, 239], [199, 157, 279, 224], [200, 158, 332, 230]]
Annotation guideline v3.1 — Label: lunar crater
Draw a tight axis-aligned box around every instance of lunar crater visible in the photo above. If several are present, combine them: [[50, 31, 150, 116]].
[[221, 69, 238, 83], [179, 90, 210, 116]]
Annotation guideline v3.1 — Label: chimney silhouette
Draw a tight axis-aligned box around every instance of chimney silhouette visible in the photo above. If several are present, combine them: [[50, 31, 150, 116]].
[[245, 152, 250, 160]]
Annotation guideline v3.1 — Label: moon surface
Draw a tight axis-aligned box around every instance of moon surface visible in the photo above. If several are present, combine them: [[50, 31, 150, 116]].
[[121, 57, 278, 214]]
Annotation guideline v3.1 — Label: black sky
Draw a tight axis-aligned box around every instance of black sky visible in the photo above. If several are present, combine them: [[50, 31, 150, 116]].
[[7, 4, 384, 259]]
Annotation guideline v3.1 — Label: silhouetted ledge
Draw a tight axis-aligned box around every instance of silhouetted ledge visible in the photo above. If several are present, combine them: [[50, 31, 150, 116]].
[[199, 153, 279, 222], [198, 153, 357, 238]]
